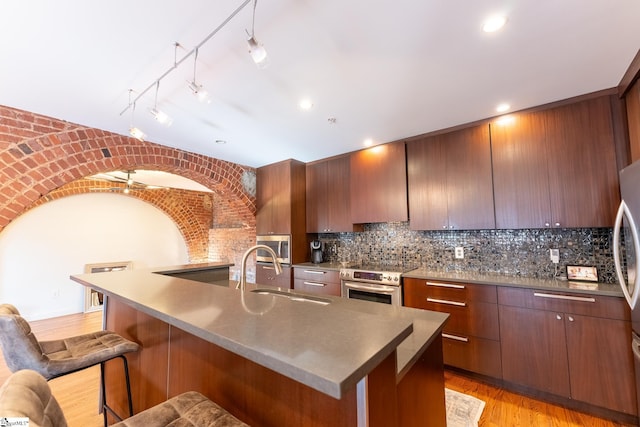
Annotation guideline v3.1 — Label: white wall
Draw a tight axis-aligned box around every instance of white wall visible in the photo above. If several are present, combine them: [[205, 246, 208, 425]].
[[0, 193, 189, 320]]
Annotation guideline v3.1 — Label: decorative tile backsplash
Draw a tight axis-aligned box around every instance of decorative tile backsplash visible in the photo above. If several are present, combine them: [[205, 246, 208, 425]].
[[318, 222, 618, 283]]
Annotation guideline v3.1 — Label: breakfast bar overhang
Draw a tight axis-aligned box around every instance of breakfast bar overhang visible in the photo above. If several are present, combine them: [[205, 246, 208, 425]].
[[71, 263, 448, 427]]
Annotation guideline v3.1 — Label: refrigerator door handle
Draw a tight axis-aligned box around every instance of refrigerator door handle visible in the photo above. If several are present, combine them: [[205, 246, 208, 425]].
[[614, 200, 640, 310], [633, 336, 640, 360]]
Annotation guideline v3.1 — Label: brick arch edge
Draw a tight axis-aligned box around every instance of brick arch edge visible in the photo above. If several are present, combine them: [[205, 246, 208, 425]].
[[0, 106, 257, 246]]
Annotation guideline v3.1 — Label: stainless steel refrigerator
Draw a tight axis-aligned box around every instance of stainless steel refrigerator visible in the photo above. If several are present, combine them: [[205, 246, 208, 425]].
[[614, 159, 640, 421]]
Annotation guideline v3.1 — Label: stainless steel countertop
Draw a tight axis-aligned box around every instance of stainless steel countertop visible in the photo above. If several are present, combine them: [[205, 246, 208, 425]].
[[70, 265, 447, 399]]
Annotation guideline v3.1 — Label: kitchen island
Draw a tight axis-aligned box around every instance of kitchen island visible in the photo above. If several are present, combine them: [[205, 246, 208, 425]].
[[70, 264, 448, 427]]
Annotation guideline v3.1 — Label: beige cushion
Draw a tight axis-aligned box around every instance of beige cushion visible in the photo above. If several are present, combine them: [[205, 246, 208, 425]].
[[0, 369, 68, 427], [112, 391, 249, 427]]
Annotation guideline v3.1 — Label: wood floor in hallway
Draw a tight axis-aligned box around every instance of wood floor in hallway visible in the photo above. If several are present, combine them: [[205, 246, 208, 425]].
[[0, 310, 634, 426]]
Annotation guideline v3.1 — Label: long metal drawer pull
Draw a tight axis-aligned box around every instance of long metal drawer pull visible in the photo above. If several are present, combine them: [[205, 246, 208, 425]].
[[533, 292, 595, 303], [303, 281, 326, 287], [425, 281, 465, 289], [303, 270, 326, 275], [262, 266, 275, 271], [442, 333, 469, 342], [426, 298, 466, 307]]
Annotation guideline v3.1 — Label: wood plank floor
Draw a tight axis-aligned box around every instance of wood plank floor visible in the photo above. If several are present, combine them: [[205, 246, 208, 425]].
[[0, 311, 635, 426]]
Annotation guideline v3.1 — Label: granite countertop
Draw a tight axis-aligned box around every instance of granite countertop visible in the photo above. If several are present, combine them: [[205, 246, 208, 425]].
[[70, 267, 447, 399], [403, 268, 623, 297]]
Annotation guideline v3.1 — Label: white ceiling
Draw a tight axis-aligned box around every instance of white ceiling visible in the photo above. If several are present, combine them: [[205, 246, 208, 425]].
[[2, 0, 639, 170]]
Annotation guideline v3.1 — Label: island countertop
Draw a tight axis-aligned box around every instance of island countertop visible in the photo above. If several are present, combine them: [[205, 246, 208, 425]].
[[70, 266, 447, 399]]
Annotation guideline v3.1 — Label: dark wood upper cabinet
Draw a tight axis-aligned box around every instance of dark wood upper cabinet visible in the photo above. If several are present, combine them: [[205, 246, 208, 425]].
[[306, 156, 358, 233], [350, 142, 408, 224], [407, 125, 495, 230], [492, 95, 620, 229], [256, 159, 307, 262], [625, 79, 640, 163]]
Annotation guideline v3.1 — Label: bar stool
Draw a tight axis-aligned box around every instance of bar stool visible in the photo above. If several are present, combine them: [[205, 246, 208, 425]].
[[0, 304, 139, 426], [0, 369, 249, 427]]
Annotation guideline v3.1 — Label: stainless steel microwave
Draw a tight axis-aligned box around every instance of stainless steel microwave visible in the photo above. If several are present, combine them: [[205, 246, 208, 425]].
[[255, 234, 291, 264]]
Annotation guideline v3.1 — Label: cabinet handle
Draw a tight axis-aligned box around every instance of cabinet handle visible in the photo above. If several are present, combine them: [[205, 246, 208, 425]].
[[427, 298, 466, 307], [442, 333, 469, 343], [556, 314, 562, 320], [533, 292, 596, 303], [303, 270, 326, 275], [262, 266, 275, 271], [425, 281, 465, 289], [303, 281, 326, 287]]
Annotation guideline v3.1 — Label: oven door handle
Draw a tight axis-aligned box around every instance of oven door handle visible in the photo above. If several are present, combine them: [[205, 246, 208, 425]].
[[343, 281, 397, 294]]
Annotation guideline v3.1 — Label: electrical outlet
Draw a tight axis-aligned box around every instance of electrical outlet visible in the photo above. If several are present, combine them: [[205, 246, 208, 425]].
[[550, 249, 559, 264], [454, 247, 464, 259]]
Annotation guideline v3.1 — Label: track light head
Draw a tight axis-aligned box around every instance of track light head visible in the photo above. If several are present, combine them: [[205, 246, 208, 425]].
[[129, 127, 146, 141], [247, 36, 268, 66], [149, 107, 173, 126], [187, 80, 211, 103]]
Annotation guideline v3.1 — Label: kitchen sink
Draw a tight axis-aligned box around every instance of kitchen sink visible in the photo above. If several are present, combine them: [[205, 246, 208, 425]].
[[250, 289, 331, 305]]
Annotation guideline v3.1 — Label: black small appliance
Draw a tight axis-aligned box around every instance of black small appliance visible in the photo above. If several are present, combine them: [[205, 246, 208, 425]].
[[310, 240, 323, 264]]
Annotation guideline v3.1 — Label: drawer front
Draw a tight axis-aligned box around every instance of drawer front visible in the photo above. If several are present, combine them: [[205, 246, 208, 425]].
[[293, 278, 341, 296], [403, 278, 497, 304], [257, 265, 292, 289], [497, 286, 629, 320], [424, 301, 499, 340], [293, 268, 340, 284], [442, 334, 502, 378]]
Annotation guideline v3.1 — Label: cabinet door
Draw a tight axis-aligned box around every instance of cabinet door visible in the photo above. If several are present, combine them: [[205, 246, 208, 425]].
[[306, 161, 328, 233], [445, 125, 495, 230], [626, 80, 640, 163], [491, 112, 551, 229], [325, 156, 353, 232], [407, 136, 448, 230], [256, 161, 292, 234], [565, 314, 637, 415], [499, 305, 570, 397], [350, 142, 408, 224], [545, 97, 619, 228]]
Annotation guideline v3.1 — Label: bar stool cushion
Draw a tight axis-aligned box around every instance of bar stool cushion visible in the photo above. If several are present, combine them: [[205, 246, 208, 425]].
[[0, 369, 68, 427], [112, 391, 249, 427], [0, 303, 139, 380], [0, 370, 249, 427]]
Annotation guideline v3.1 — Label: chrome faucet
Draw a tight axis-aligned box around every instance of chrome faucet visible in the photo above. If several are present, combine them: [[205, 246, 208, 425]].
[[237, 244, 283, 291]]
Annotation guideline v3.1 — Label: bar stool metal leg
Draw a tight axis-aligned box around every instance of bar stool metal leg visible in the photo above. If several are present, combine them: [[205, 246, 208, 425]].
[[100, 355, 134, 427]]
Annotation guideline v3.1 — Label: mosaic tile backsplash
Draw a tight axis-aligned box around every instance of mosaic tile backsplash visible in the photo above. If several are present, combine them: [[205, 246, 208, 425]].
[[318, 222, 618, 283]]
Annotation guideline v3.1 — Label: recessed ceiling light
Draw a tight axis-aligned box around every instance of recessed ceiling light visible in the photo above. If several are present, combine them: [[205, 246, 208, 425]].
[[496, 103, 510, 113], [299, 99, 313, 110], [363, 138, 374, 147], [482, 15, 507, 33], [215, 139, 227, 145]]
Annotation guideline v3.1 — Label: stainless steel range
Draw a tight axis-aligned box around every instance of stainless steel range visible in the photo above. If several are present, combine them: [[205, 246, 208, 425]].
[[340, 264, 416, 306]]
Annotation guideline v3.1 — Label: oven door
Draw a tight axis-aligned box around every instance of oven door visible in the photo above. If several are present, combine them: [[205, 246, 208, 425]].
[[341, 281, 402, 306]]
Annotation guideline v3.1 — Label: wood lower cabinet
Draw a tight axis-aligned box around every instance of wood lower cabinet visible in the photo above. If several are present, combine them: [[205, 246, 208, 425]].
[[350, 142, 408, 224], [293, 267, 341, 296], [256, 263, 292, 288], [407, 125, 495, 231], [491, 94, 620, 228], [498, 287, 637, 416], [403, 278, 501, 378]]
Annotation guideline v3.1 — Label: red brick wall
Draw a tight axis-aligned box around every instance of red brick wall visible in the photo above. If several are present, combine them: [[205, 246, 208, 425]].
[[0, 105, 256, 265]]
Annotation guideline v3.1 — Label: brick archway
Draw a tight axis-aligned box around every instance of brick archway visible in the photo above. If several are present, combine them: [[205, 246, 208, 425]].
[[0, 106, 256, 260]]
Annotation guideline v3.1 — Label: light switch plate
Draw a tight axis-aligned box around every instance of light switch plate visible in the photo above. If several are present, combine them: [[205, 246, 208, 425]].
[[550, 249, 559, 264], [454, 247, 464, 259]]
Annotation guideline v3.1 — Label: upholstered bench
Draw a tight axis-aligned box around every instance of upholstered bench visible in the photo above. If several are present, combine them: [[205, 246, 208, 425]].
[[0, 369, 249, 427]]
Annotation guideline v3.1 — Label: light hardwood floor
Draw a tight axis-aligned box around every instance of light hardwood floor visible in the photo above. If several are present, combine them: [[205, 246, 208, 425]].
[[0, 311, 635, 426]]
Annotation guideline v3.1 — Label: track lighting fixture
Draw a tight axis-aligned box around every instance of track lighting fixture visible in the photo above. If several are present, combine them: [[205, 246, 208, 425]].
[[128, 92, 146, 141], [149, 81, 172, 125], [247, 0, 268, 67], [188, 48, 211, 104]]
